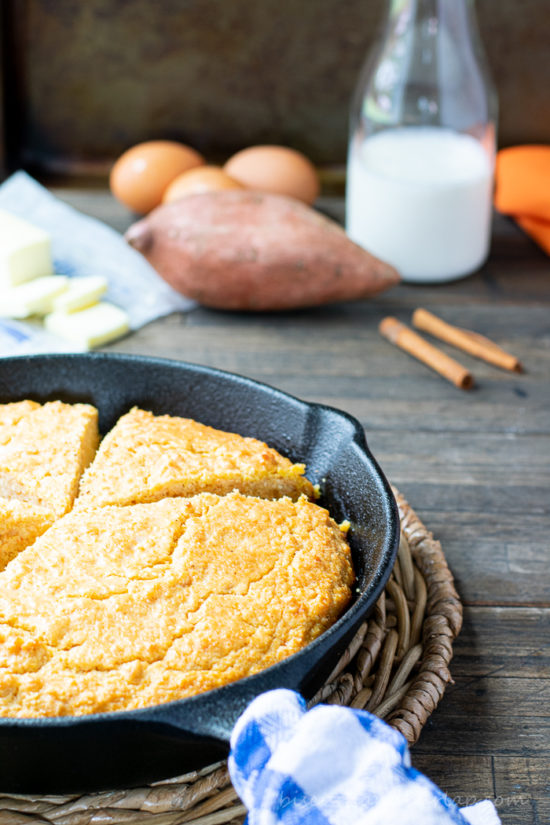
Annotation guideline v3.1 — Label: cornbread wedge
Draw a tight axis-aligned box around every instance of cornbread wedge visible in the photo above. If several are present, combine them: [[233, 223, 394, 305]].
[[0, 400, 99, 515], [77, 407, 314, 507], [0, 491, 354, 717], [0, 400, 99, 566], [0, 498, 55, 571]]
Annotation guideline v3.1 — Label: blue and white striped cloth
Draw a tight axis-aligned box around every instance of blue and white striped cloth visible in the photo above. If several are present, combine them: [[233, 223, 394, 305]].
[[229, 689, 500, 825]]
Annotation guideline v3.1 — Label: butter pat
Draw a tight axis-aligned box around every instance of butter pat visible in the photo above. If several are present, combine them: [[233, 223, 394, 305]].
[[52, 275, 108, 313], [45, 302, 130, 350], [0, 276, 68, 319], [0, 210, 53, 287]]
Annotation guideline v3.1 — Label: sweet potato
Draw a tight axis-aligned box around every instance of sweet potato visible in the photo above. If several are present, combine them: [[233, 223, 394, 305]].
[[125, 190, 400, 311]]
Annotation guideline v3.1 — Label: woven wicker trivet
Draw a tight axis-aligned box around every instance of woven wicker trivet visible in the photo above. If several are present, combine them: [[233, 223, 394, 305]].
[[0, 487, 462, 825]]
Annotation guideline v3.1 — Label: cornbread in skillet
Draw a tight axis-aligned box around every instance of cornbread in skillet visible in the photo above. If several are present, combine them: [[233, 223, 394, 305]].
[[0, 400, 99, 568], [77, 407, 314, 507], [0, 491, 354, 717]]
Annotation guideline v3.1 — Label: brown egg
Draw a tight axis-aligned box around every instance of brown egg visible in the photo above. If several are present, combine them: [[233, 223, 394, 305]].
[[162, 166, 243, 203], [110, 141, 205, 214], [224, 145, 320, 205]]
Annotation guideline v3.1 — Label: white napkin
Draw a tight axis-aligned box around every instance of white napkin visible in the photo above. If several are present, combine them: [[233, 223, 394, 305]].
[[0, 171, 194, 354]]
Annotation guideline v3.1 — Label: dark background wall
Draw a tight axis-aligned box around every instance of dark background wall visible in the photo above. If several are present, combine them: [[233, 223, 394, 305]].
[[2, 0, 549, 177]]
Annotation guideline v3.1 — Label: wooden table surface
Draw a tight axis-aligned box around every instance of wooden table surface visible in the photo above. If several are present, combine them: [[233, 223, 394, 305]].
[[53, 188, 550, 824]]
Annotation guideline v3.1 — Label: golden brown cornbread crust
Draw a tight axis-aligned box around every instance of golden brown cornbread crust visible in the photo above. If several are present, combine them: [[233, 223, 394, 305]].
[[0, 400, 99, 516], [77, 407, 314, 508], [0, 400, 41, 428], [0, 498, 55, 571], [0, 400, 99, 569], [0, 492, 354, 717]]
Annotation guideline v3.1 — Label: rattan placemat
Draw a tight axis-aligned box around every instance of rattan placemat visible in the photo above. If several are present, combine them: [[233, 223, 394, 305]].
[[0, 487, 462, 825]]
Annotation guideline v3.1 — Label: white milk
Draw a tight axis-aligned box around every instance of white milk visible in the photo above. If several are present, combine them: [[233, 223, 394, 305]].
[[346, 127, 493, 282]]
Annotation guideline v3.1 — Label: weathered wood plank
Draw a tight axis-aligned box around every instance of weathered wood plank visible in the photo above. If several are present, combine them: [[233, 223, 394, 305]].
[[497, 800, 550, 825], [381, 483, 549, 520], [450, 608, 550, 678], [415, 713, 550, 758], [410, 754, 549, 825], [412, 607, 550, 783], [404, 510, 550, 606], [368, 431, 550, 487], [494, 757, 550, 804], [443, 676, 550, 720], [411, 754, 494, 804], [494, 758, 550, 825], [414, 676, 550, 757]]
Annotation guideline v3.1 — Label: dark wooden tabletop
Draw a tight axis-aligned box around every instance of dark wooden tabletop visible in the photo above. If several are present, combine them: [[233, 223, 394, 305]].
[[53, 187, 550, 825]]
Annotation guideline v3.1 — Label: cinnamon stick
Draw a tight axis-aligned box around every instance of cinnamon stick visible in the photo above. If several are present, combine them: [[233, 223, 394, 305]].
[[412, 308, 522, 373], [379, 317, 474, 390]]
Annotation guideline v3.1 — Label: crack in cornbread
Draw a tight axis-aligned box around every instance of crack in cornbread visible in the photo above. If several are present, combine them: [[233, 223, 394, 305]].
[[0, 400, 99, 570], [0, 491, 354, 717], [77, 407, 314, 508]]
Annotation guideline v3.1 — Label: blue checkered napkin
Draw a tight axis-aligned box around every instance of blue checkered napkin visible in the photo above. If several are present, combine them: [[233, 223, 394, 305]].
[[228, 689, 500, 825]]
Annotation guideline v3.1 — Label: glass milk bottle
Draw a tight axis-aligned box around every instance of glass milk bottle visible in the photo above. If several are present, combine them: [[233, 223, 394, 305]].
[[346, 0, 498, 282]]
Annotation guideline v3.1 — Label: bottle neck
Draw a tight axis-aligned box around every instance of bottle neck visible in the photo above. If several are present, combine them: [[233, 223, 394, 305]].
[[387, 0, 476, 24], [356, 0, 496, 136], [384, 0, 484, 69]]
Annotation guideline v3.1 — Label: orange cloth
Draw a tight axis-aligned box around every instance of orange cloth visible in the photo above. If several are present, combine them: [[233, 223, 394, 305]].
[[494, 146, 550, 254]]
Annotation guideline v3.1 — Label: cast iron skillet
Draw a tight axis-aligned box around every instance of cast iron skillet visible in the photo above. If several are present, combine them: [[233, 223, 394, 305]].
[[0, 353, 399, 793]]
